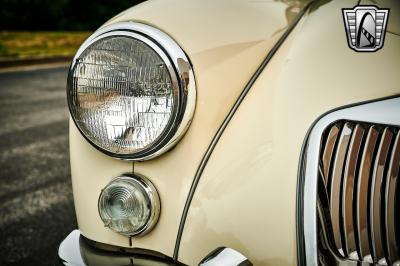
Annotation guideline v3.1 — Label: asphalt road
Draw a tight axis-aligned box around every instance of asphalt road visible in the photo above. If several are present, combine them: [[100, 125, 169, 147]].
[[0, 66, 77, 266]]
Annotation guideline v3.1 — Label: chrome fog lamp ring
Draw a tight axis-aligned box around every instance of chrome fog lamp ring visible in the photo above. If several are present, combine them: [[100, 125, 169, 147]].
[[98, 173, 161, 236], [67, 22, 196, 160]]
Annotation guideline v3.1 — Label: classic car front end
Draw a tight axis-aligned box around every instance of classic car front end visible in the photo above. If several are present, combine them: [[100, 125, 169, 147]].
[[58, 0, 400, 265]]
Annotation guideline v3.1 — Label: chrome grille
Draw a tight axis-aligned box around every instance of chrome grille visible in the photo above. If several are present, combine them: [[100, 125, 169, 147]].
[[319, 121, 400, 265]]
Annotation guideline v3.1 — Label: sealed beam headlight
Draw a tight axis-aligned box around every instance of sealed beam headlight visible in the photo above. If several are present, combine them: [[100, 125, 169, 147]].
[[67, 22, 196, 160], [98, 174, 160, 236]]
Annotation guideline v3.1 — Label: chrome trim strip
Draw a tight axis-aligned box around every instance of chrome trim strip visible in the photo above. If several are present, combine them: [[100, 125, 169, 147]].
[[342, 124, 364, 259], [59, 230, 183, 266], [330, 122, 353, 256], [370, 127, 393, 263], [59, 230, 86, 266], [322, 123, 340, 187], [384, 131, 400, 263], [199, 247, 252, 266], [173, 3, 313, 260], [67, 22, 196, 161], [356, 125, 379, 259], [301, 97, 400, 266]]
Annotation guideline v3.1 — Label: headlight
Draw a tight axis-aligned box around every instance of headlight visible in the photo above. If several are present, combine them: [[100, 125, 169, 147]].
[[98, 174, 160, 236], [67, 22, 196, 160]]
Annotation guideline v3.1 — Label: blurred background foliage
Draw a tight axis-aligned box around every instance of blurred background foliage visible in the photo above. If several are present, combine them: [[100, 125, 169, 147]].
[[0, 0, 145, 59], [0, 31, 90, 58], [0, 0, 144, 30]]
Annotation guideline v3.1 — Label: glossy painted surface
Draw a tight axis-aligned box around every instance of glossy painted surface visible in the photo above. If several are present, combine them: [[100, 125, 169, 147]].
[[71, 0, 310, 257], [361, 0, 400, 34], [179, 0, 400, 265], [69, 0, 400, 265]]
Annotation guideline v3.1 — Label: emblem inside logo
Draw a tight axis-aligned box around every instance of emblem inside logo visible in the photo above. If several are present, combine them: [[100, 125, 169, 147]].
[[342, 6, 389, 52]]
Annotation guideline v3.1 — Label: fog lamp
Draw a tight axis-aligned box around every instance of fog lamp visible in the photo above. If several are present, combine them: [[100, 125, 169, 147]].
[[98, 174, 160, 236]]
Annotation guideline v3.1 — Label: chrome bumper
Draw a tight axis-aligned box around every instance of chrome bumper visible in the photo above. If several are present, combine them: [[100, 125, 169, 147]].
[[59, 230, 252, 266], [58, 230, 182, 266]]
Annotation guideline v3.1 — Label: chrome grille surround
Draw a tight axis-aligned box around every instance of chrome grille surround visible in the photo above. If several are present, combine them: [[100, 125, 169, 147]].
[[298, 97, 400, 266]]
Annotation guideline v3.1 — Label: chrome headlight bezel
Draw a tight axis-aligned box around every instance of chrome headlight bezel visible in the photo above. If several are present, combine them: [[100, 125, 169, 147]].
[[67, 22, 196, 161]]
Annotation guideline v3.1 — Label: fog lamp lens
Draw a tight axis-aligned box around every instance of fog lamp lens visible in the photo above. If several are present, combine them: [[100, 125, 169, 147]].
[[98, 174, 160, 236]]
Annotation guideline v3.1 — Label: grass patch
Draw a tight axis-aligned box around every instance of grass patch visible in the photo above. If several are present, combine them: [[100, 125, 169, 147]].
[[0, 31, 91, 59]]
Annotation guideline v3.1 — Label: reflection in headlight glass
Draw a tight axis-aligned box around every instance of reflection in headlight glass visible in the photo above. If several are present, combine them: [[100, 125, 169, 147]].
[[69, 36, 176, 155]]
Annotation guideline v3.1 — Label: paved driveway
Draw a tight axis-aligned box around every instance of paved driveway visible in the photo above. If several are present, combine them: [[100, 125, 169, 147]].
[[0, 66, 76, 266]]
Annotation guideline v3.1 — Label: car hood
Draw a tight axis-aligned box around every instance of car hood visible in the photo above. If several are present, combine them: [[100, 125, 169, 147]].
[[103, 0, 312, 109]]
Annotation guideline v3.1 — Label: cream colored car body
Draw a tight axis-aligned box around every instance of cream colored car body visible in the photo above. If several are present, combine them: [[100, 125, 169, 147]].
[[69, 0, 400, 265]]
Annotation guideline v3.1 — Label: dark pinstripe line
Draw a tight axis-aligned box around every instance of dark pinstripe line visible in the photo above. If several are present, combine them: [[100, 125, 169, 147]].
[[387, 30, 400, 37], [173, 2, 313, 261]]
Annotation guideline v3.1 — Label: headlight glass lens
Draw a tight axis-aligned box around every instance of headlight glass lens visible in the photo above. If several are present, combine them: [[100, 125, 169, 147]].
[[68, 35, 177, 156], [98, 176, 159, 235]]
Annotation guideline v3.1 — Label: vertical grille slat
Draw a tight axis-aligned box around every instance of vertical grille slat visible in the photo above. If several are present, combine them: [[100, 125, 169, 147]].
[[384, 131, 400, 264], [370, 128, 393, 264], [356, 126, 379, 261], [342, 124, 365, 259], [329, 122, 354, 256], [319, 121, 400, 266], [322, 124, 341, 187]]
